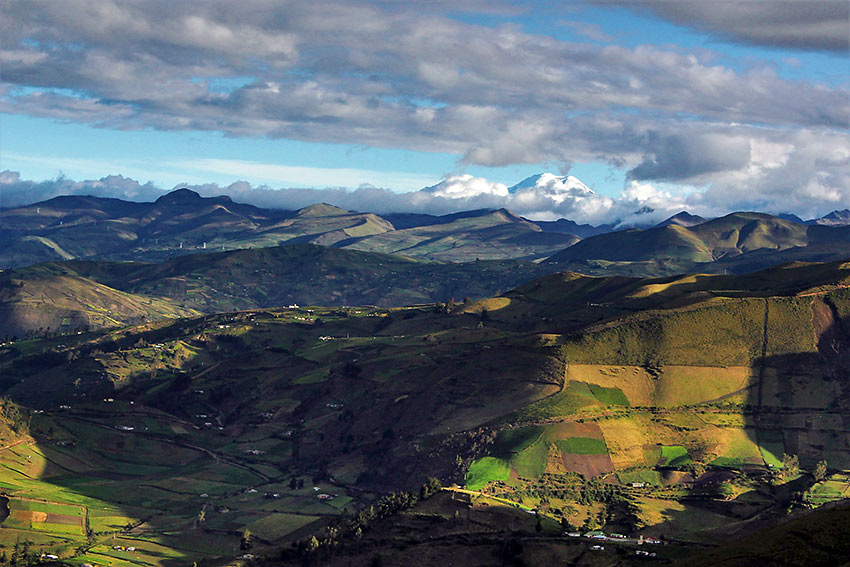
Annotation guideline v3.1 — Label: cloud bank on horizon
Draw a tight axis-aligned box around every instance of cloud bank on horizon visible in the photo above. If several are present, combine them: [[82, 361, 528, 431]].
[[0, 1, 847, 222], [0, 168, 819, 227]]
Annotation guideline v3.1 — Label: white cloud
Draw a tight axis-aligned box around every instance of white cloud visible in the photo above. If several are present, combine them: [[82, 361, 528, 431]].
[[0, 170, 694, 226], [423, 174, 509, 198]]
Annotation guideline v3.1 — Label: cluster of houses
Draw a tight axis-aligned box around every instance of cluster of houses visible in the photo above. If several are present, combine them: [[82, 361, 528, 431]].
[[566, 530, 663, 546], [111, 545, 136, 552]]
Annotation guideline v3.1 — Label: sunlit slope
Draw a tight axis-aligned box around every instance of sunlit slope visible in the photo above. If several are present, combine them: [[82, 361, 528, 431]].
[[344, 208, 580, 261], [243, 203, 395, 247], [0, 264, 198, 338], [460, 260, 850, 543], [547, 212, 850, 276], [464, 260, 850, 332]]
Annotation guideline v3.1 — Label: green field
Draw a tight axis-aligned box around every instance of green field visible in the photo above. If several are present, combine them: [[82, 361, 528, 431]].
[[247, 513, 321, 541], [660, 445, 692, 467], [588, 384, 630, 406], [757, 429, 786, 468], [465, 457, 511, 490]]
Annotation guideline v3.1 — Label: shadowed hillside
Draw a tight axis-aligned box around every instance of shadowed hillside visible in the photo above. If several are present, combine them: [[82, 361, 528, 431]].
[[0, 244, 554, 338], [1, 261, 849, 565]]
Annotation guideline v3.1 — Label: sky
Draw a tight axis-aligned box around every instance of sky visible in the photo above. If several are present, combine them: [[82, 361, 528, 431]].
[[0, 0, 848, 224]]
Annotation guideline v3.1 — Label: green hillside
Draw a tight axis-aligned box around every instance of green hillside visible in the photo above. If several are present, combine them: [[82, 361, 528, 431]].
[[0, 260, 849, 565], [548, 212, 850, 276], [344, 208, 580, 261]]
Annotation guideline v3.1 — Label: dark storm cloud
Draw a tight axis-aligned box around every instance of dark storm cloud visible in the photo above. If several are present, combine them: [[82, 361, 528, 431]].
[[628, 133, 752, 181], [608, 0, 850, 53]]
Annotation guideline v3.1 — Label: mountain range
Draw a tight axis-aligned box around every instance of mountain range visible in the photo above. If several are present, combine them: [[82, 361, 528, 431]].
[[3, 180, 850, 271]]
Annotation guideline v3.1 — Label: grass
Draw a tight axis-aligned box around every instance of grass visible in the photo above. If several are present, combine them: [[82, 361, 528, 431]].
[[465, 457, 511, 490], [247, 512, 320, 541], [511, 442, 550, 478], [588, 384, 630, 406], [654, 366, 751, 407], [660, 445, 692, 467], [491, 427, 544, 458], [514, 381, 601, 421], [561, 299, 766, 367], [757, 429, 785, 468]]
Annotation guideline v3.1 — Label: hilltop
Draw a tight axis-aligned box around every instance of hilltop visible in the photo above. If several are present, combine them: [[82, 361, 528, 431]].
[[547, 212, 850, 276], [343, 208, 579, 261], [0, 191, 580, 268], [5, 191, 850, 278]]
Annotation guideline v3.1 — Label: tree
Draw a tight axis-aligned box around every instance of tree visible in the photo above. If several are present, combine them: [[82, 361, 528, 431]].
[[240, 529, 253, 551], [420, 477, 442, 500], [781, 453, 799, 477], [814, 459, 828, 482], [307, 536, 320, 553]]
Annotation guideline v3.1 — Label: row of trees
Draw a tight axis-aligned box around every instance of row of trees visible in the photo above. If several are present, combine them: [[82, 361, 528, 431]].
[[0, 540, 37, 566], [284, 477, 442, 564]]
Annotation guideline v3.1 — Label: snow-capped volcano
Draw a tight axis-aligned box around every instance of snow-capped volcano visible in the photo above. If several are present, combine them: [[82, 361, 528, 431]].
[[507, 173, 595, 204], [416, 172, 688, 227]]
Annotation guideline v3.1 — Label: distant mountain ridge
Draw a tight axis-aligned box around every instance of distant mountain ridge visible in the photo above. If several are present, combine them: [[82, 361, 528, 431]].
[[0, 189, 581, 267], [2, 186, 850, 272], [547, 211, 850, 276]]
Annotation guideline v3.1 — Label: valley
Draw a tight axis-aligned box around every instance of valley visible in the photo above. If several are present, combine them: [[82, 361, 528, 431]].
[[1, 261, 849, 565]]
